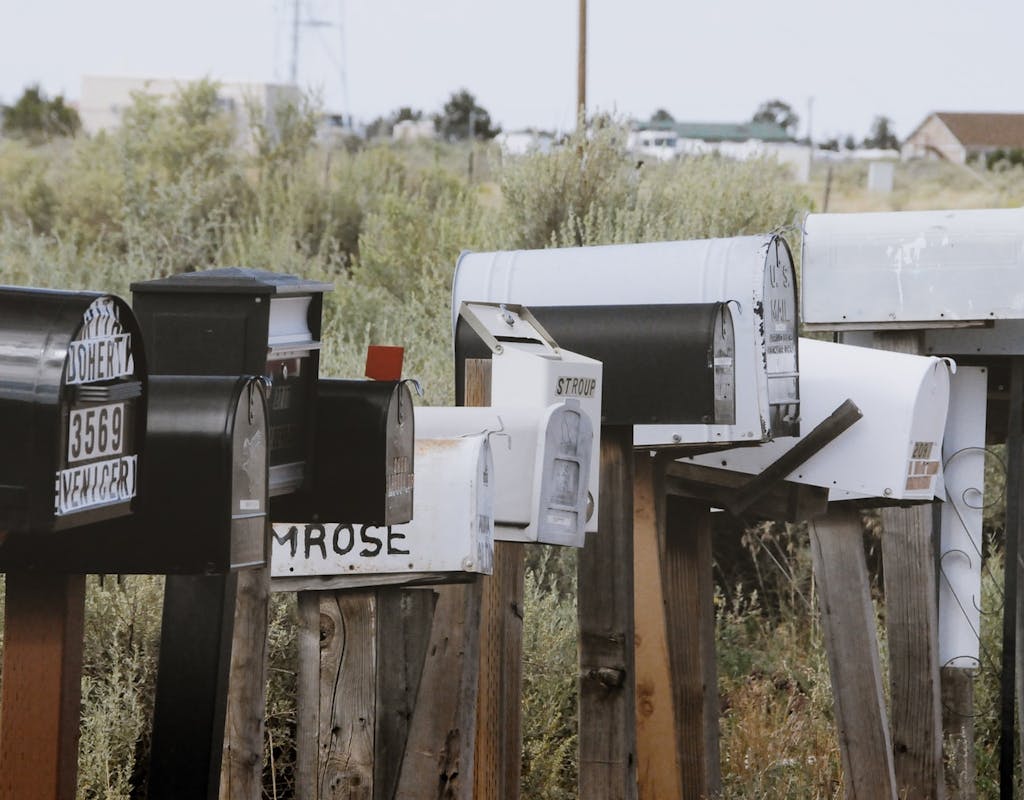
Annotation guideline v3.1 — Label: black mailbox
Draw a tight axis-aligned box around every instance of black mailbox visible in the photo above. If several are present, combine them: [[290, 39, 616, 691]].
[[455, 303, 737, 425], [0, 287, 146, 534], [130, 268, 332, 497], [271, 378, 415, 526], [0, 376, 268, 574]]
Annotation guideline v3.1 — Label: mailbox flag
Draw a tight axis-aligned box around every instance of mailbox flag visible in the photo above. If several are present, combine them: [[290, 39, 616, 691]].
[[366, 345, 404, 381]]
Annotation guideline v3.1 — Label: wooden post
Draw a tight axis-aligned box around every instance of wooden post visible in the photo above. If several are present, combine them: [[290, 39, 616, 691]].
[[874, 330, 947, 800], [0, 571, 86, 800], [941, 668, 977, 800], [662, 494, 721, 798], [393, 581, 483, 799], [810, 511, 898, 800], [633, 452, 683, 800], [578, 425, 637, 800], [220, 565, 272, 799], [470, 357, 526, 800]]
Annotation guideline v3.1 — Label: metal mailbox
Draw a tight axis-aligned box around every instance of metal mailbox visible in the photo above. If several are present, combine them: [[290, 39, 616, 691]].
[[452, 234, 800, 446], [0, 375, 269, 574], [270, 378, 415, 526], [683, 338, 953, 502], [0, 288, 146, 534], [455, 301, 603, 532], [271, 434, 493, 587], [415, 400, 594, 547], [130, 267, 332, 497], [801, 207, 1024, 330]]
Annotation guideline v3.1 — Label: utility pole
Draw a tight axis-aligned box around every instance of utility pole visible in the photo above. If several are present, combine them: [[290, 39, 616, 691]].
[[291, 0, 301, 85], [577, 0, 587, 128]]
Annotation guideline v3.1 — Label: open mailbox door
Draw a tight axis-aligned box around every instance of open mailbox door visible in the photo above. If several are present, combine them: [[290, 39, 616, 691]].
[[452, 234, 800, 447], [683, 338, 953, 502], [454, 301, 603, 532]]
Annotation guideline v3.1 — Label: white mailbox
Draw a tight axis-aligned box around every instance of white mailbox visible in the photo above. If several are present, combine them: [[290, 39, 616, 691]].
[[270, 434, 493, 588], [452, 234, 800, 446], [456, 301, 604, 532], [684, 338, 953, 502], [415, 401, 594, 547], [802, 207, 1024, 330]]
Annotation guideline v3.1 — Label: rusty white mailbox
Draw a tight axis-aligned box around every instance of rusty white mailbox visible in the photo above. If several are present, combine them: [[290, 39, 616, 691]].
[[452, 234, 800, 447], [415, 401, 594, 547], [802, 207, 1024, 330], [455, 301, 603, 532], [684, 338, 953, 502], [0, 288, 146, 534], [271, 434, 493, 589]]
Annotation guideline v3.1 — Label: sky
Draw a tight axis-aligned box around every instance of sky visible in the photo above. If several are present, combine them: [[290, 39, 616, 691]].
[[2, 0, 1024, 141]]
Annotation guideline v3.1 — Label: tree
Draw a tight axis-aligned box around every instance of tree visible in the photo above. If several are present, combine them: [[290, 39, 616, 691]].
[[751, 99, 799, 136], [863, 116, 900, 150], [434, 89, 500, 141], [2, 85, 80, 141], [365, 106, 424, 138], [651, 108, 674, 124]]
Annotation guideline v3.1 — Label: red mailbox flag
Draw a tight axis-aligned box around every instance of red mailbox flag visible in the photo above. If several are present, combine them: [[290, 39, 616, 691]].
[[365, 345, 404, 381]]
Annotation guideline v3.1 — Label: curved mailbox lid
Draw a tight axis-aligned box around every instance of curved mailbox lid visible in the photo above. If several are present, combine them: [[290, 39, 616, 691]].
[[453, 234, 798, 444], [270, 378, 415, 526], [0, 288, 146, 533], [802, 207, 1024, 328], [271, 434, 494, 582], [0, 375, 268, 574], [415, 401, 594, 547], [682, 338, 953, 502]]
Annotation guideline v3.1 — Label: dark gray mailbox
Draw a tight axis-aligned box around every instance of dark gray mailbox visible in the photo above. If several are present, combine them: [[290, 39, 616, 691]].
[[130, 267, 332, 497], [0, 376, 268, 574], [456, 302, 737, 426], [271, 378, 415, 526], [0, 287, 146, 534]]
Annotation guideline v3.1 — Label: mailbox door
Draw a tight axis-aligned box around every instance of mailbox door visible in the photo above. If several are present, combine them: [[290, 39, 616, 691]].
[[0, 289, 146, 534]]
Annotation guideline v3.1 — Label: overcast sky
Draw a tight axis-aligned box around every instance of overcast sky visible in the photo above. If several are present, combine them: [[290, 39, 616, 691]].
[[2, 0, 1022, 141]]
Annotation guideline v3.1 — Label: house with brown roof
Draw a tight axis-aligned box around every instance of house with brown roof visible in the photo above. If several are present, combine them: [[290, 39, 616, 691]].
[[902, 112, 1024, 163]]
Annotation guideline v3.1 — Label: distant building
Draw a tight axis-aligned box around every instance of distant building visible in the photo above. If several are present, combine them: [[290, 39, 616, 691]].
[[495, 130, 555, 156], [629, 119, 811, 181], [902, 112, 1024, 164], [79, 75, 301, 150]]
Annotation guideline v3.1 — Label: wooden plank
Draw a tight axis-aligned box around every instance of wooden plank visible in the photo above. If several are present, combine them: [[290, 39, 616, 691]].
[[0, 571, 85, 800], [393, 580, 483, 800], [578, 425, 637, 800], [874, 330, 947, 800], [663, 461, 828, 524], [319, 592, 376, 800], [632, 452, 682, 800], [663, 495, 721, 799], [375, 589, 438, 800], [296, 591, 322, 799], [473, 541, 525, 800], [941, 667, 977, 800], [220, 565, 271, 800], [810, 511, 897, 800]]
